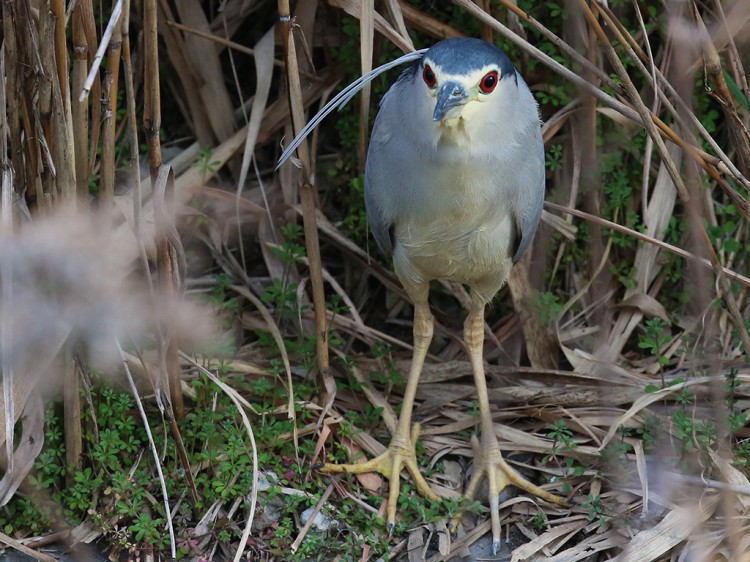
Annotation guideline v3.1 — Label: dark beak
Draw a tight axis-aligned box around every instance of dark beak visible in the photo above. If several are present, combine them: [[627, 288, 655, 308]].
[[433, 81, 468, 121]]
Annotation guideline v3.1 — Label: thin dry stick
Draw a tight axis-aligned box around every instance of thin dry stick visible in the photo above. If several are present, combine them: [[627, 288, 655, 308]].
[[594, 5, 750, 220], [290, 483, 334, 553], [118, 340, 176, 560], [278, 0, 336, 407], [693, 6, 750, 178], [712, 0, 750, 106], [0, 531, 57, 562], [452, 0, 639, 121], [598, 1, 750, 196], [165, 20, 319, 80], [493, 0, 621, 93], [580, 0, 688, 200], [544, 202, 750, 289]]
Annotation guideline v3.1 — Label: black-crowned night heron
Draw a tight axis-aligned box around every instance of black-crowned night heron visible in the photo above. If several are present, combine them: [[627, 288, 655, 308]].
[[278, 37, 568, 553]]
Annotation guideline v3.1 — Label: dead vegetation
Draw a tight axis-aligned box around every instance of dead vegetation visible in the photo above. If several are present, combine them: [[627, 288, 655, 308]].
[[1, 0, 750, 561]]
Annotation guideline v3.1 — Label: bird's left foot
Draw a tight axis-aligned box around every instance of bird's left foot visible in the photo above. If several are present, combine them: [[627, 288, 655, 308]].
[[450, 435, 571, 555]]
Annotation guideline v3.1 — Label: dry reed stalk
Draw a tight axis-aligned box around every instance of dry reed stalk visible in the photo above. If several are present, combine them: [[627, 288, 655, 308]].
[[99, 8, 124, 205], [144, 0, 162, 178], [358, 0, 374, 172], [71, 4, 90, 206], [120, 0, 152, 292], [143, 0, 184, 419], [2, 3, 22, 200], [48, 5, 77, 203], [278, 0, 336, 408]]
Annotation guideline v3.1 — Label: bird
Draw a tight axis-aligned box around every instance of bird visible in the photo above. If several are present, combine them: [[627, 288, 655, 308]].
[[315, 37, 569, 553]]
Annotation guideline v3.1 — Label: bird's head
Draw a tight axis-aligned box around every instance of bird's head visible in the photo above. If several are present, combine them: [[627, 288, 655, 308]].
[[417, 38, 520, 128]]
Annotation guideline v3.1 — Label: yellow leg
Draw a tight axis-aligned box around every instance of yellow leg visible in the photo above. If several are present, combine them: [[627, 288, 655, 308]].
[[321, 299, 439, 533], [452, 301, 570, 554]]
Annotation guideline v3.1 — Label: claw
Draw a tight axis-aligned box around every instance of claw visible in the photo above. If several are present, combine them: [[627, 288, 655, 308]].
[[451, 435, 570, 551], [317, 423, 439, 539]]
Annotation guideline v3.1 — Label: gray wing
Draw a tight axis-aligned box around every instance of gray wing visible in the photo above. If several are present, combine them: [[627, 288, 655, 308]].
[[364, 69, 416, 257], [364, 142, 394, 255], [511, 131, 545, 263]]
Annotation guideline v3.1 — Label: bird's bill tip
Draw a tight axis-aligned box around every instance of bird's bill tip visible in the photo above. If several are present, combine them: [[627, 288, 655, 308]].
[[433, 81, 468, 122]]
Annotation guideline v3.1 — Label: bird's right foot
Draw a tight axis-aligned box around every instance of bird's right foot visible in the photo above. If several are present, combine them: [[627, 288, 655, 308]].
[[318, 423, 439, 531]]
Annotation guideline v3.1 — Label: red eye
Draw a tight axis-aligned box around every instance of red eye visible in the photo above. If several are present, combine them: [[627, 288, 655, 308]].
[[480, 71, 499, 93], [423, 64, 437, 88]]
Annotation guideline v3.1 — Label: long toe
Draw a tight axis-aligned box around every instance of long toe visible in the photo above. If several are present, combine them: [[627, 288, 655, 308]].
[[450, 438, 571, 550], [319, 425, 440, 532]]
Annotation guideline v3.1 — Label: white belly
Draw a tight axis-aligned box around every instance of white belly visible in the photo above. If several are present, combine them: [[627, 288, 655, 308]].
[[392, 202, 515, 301]]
